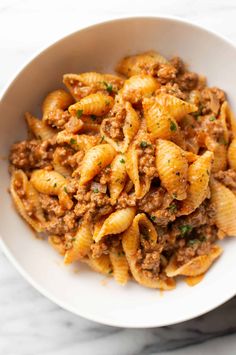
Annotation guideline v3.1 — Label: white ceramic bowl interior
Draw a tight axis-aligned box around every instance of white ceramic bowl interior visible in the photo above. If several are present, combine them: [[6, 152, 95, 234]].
[[1, 16, 236, 328]]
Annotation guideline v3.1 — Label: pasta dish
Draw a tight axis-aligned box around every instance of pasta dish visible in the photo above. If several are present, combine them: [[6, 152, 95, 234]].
[[9, 51, 236, 289]]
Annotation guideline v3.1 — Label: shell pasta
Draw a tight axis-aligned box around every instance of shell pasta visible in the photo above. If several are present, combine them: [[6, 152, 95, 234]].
[[9, 50, 236, 290]]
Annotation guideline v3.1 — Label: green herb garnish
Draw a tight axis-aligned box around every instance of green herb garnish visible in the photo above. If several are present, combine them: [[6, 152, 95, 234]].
[[209, 116, 216, 121], [93, 188, 99, 193], [76, 109, 83, 118], [179, 224, 193, 237], [168, 204, 177, 213], [64, 186, 68, 194], [53, 183, 57, 188], [103, 81, 113, 93], [150, 215, 156, 222], [100, 135, 105, 143], [120, 158, 125, 164], [70, 138, 77, 145], [140, 141, 148, 149], [170, 120, 177, 131]]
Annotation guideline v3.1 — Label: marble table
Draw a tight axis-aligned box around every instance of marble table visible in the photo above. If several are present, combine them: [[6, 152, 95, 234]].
[[1, 0, 236, 354]]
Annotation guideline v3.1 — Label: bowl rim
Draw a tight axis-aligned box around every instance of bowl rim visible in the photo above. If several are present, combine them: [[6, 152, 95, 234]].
[[1, 15, 236, 328]]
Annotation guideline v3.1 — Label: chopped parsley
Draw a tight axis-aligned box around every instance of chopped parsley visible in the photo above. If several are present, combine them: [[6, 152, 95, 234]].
[[140, 141, 148, 149], [90, 114, 97, 121], [105, 99, 110, 106], [100, 135, 105, 143], [93, 188, 99, 193], [64, 186, 68, 194], [150, 215, 156, 222], [188, 239, 199, 246], [46, 178, 51, 182], [170, 120, 177, 132], [179, 224, 193, 237], [53, 183, 57, 188], [76, 109, 83, 118], [209, 116, 216, 121], [168, 203, 177, 213], [70, 138, 77, 145], [108, 269, 113, 274], [120, 158, 125, 164], [103, 81, 113, 93], [97, 161, 102, 166]]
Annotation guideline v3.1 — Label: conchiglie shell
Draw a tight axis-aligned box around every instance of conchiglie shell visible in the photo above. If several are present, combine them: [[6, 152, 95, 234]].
[[79, 144, 116, 185], [178, 151, 213, 216], [100, 101, 140, 153], [121, 75, 159, 103], [30, 169, 73, 210], [128, 262, 176, 290], [83, 254, 112, 275], [110, 248, 129, 285], [93, 218, 106, 241], [25, 112, 56, 140], [63, 73, 124, 101], [227, 138, 236, 170], [64, 221, 93, 264], [122, 213, 158, 257], [143, 97, 182, 142], [156, 139, 188, 200], [56, 131, 99, 151], [155, 93, 197, 121], [68, 93, 114, 117], [109, 154, 127, 203], [48, 235, 66, 255], [42, 89, 74, 120], [205, 137, 227, 173], [94, 207, 136, 243], [10, 170, 44, 232], [116, 51, 168, 77], [166, 245, 222, 277], [210, 179, 236, 237]]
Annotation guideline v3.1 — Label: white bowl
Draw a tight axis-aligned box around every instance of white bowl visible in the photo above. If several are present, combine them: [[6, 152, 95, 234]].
[[1, 16, 236, 328]]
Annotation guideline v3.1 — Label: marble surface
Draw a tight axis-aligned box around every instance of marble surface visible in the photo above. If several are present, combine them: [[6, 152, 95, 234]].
[[1, 0, 236, 354]]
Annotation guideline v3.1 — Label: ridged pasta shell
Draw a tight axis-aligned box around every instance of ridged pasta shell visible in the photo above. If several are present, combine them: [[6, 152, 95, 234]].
[[83, 254, 112, 275], [100, 101, 140, 153], [64, 115, 84, 133], [63, 72, 124, 101], [205, 137, 227, 173], [53, 148, 72, 177], [156, 139, 188, 200], [108, 154, 127, 203], [64, 221, 93, 264], [68, 93, 114, 116], [25, 112, 56, 140], [210, 179, 236, 237], [227, 138, 236, 170], [42, 89, 74, 120], [121, 75, 159, 103], [79, 144, 116, 185], [116, 51, 168, 77], [110, 248, 129, 285], [56, 131, 99, 151], [10, 170, 45, 232], [122, 214, 174, 289], [30, 169, 73, 209], [166, 245, 222, 277], [155, 93, 197, 122], [178, 151, 213, 216], [94, 207, 136, 243], [143, 97, 181, 141]]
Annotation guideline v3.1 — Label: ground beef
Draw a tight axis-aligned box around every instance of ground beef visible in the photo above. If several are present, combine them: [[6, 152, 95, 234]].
[[44, 211, 78, 235], [103, 105, 126, 141], [214, 169, 236, 191], [39, 194, 65, 218], [137, 144, 156, 178], [74, 187, 112, 221], [97, 166, 111, 185], [10, 139, 55, 170], [196, 115, 225, 143], [138, 187, 175, 226], [156, 82, 187, 100], [170, 57, 185, 74], [53, 147, 75, 170], [200, 87, 226, 115], [157, 63, 177, 84], [116, 192, 136, 209], [175, 72, 199, 92], [45, 109, 71, 129], [91, 235, 121, 258]]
